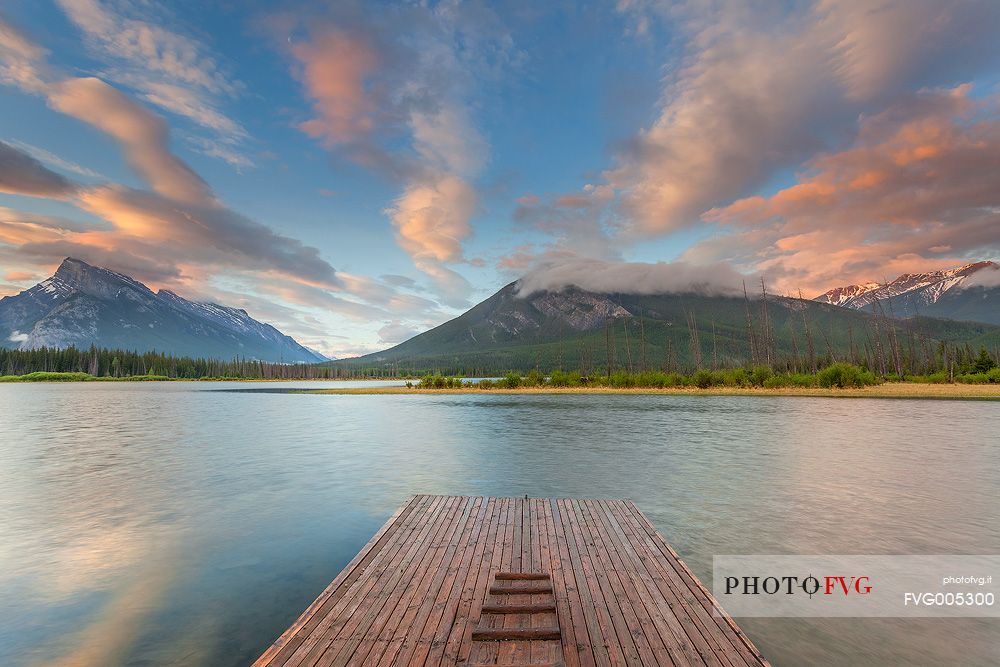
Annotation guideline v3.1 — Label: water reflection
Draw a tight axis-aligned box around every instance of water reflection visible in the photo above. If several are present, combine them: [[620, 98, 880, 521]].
[[1, 383, 997, 665]]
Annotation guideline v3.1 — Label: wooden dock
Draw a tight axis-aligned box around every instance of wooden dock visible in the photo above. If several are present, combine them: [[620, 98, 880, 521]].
[[253, 495, 769, 667]]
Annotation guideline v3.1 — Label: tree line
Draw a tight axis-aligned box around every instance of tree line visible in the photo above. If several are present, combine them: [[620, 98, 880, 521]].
[[0, 345, 375, 379]]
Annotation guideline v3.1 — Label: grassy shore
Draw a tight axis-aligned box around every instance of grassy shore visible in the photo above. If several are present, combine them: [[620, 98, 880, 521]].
[[0, 372, 366, 382], [301, 383, 1000, 399]]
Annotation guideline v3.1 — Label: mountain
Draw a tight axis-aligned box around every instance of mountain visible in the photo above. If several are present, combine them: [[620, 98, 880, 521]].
[[815, 261, 1000, 323], [332, 280, 1000, 374], [0, 258, 326, 362]]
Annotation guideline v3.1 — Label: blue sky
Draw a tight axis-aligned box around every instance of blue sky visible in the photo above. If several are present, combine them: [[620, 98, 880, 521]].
[[2, 1, 999, 356]]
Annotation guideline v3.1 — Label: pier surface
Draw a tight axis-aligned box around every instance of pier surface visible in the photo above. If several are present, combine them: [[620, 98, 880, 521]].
[[253, 495, 769, 667]]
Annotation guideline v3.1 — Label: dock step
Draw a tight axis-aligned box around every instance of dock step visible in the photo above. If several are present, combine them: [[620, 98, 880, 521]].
[[480, 603, 557, 614], [472, 571, 564, 665], [472, 627, 562, 641], [490, 584, 553, 595], [495, 572, 551, 580]]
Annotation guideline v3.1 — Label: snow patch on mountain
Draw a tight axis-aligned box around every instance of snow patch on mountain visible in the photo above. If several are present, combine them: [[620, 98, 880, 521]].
[[0, 258, 326, 362], [815, 262, 997, 311]]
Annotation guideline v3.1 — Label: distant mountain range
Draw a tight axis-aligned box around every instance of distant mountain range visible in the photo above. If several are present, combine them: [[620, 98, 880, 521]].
[[815, 261, 999, 323], [334, 276, 1000, 373], [0, 258, 327, 363], [4, 257, 997, 372]]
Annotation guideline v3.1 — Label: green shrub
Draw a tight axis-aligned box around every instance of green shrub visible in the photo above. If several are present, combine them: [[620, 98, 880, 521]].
[[524, 369, 545, 386], [0, 371, 95, 382], [816, 363, 877, 388], [692, 369, 716, 388], [500, 372, 522, 389], [749, 366, 774, 387], [548, 370, 582, 387]]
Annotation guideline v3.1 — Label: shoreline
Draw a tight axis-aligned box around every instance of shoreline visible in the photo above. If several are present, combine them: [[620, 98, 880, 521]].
[[0, 374, 406, 383], [301, 383, 1000, 399]]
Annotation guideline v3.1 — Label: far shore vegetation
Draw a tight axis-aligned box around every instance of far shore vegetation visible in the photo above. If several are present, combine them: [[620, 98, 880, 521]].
[[3, 343, 1000, 399], [406, 357, 1000, 391]]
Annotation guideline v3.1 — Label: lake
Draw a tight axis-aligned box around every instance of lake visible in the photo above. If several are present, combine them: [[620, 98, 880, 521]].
[[1, 382, 998, 666]]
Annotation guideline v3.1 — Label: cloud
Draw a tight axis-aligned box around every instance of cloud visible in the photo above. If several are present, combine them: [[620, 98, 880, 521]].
[[76, 185, 341, 288], [0, 19, 48, 92], [512, 183, 619, 261], [515, 258, 751, 297], [691, 86, 1000, 294], [8, 330, 29, 343], [377, 320, 419, 345], [0, 22, 349, 295], [6, 139, 103, 178], [380, 274, 416, 288], [56, 0, 236, 94], [49, 77, 214, 205], [961, 263, 1000, 289], [496, 244, 537, 271], [140, 81, 245, 137], [569, 0, 1000, 240], [283, 4, 505, 305], [0, 141, 77, 197], [291, 28, 380, 146], [54, 0, 249, 165], [388, 175, 476, 265]]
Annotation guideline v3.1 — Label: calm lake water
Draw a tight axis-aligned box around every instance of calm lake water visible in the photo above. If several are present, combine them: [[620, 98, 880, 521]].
[[1, 382, 998, 666]]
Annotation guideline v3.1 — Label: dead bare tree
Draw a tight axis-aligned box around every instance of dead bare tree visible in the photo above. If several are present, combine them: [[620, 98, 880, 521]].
[[788, 320, 801, 373], [743, 280, 759, 367], [759, 277, 774, 367], [639, 315, 648, 372], [798, 290, 817, 372], [622, 316, 634, 373], [605, 318, 613, 377], [686, 310, 702, 369], [712, 320, 718, 370]]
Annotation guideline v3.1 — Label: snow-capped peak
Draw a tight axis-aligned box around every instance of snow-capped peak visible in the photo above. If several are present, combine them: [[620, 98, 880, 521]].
[[814, 261, 997, 311]]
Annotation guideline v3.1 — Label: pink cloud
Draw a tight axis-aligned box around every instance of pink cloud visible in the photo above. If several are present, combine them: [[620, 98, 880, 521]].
[[691, 87, 1000, 294], [291, 29, 379, 146], [48, 77, 213, 205]]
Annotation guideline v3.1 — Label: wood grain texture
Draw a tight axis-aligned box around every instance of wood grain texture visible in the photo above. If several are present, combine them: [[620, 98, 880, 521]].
[[252, 496, 770, 667]]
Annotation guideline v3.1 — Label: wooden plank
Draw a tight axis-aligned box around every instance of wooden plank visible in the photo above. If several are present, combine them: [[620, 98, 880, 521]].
[[490, 584, 554, 595], [406, 496, 492, 666], [576, 500, 666, 667], [439, 496, 503, 667], [369, 498, 479, 667], [264, 495, 438, 667], [554, 498, 613, 667], [376, 496, 481, 667], [561, 499, 632, 666], [472, 627, 562, 641], [591, 501, 700, 667], [540, 498, 584, 667], [254, 496, 769, 667], [465, 497, 512, 667], [614, 500, 762, 666], [481, 603, 557, 614]]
